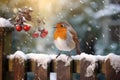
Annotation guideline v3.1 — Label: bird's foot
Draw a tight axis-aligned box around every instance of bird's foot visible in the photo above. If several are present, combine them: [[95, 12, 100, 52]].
[[67, 54, 72, 60], [56, 52, 61, 59]]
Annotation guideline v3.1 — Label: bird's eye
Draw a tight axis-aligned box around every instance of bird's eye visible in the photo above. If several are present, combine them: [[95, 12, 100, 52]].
[[61, 24, 64, 27]]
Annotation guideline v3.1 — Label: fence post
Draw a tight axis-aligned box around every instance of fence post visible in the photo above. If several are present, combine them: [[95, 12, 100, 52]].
[[57, 60, 72, 80], [0, 27, 14, 80], [13, 57, 26, 80], [34, 61, 50, 80], [80, 58, 97, 80], [103, 59, 120, 80]]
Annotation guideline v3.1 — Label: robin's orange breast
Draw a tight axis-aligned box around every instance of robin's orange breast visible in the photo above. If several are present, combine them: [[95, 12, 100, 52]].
[[54, 28, 67, 40]]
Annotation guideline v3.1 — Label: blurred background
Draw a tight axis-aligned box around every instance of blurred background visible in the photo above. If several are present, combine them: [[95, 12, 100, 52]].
[[0, 0, 120, 55], [0, 0, 120, 80]]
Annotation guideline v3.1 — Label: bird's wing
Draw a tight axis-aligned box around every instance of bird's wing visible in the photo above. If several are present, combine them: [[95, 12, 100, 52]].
[[68, 26, 81, 55]]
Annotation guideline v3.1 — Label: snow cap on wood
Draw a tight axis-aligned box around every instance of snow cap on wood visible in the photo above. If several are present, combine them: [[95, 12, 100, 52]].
[[8, 51, 26, 60], [26, 53, 52, 69], [72, 53, 106, 77], [105, 53, 120, 73], [56, 54, 72, 66], [0, 17, 13, 27]]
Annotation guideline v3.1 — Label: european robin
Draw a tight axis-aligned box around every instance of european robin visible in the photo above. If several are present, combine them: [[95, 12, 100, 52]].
[[54, 21, 81, 57]]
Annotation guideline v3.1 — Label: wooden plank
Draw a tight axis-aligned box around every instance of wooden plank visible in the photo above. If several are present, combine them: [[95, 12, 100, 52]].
[[34, 61, 50, 80], [56, 60, 72, 80], [73, 60, 80, 73], [0, 31, 4, 80], [9, 59, 13, 72], [50, 60, 57, 72], [31, 60, 36, 72], [13, 58, 26, 80], [103, 59, 120, 80], [80, 58, 97, 80], [25, 59, 32, 72], [0, 27, 14, 80]]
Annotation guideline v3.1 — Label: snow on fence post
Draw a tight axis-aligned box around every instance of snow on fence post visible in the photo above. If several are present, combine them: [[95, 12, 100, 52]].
[[0, 27, 14, 80], [7, 53, 120, 80], [102, 54, 120, 80], [12, 51, 26, 80], [26, 53, 52, 80], [13, 58, 26, 80], [57, 60, 73, 80], [56, 55, 73, 80], [103, 59, 120, 80], [34, 61, 50, 80], [80, 58, 97, 80]]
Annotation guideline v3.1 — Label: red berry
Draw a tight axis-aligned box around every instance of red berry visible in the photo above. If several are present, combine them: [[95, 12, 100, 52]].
[[15, 25, 22, 31], [32, 32, 39, 38], [23, 25, 31, 31], [40, 29, 48, 38]]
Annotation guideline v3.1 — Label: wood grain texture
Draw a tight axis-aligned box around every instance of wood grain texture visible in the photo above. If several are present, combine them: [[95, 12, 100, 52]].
[[80, 58, 97, 80], [57, 60, 72, 80], [34, 62, 50, 80], [13, 58, 25, 80], [104, 59, 120, 80], [0, 31, 4, 80], [0, 27, 14, 80]]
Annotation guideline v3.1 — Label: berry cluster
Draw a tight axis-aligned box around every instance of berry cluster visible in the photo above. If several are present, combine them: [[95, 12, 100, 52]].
[[11, 7, 48, 38], [32, 28, 48, 38], [14, 7, 32, 32], [15, 24, 31, 31], [32, 19, 48, 38]]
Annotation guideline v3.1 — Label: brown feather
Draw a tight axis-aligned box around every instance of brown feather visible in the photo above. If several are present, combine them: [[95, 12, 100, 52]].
[[69, 29, 81, 55], [62, 21, 81, 55]]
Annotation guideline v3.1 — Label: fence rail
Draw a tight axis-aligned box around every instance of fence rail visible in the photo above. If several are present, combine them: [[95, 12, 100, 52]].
[[6, 55, 120, 80], [0, 27, 120, 80]]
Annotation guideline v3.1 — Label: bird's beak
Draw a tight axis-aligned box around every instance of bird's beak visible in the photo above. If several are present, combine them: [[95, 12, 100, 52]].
[[53, 27, 56, 28]]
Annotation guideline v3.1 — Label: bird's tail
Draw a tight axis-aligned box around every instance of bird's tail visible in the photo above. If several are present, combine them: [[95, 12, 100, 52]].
[[74, 37, 81, 55], [76, 43, 81, 55]]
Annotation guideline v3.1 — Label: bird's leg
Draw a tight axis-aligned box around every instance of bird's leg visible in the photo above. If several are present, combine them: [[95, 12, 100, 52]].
[[56, 51, 61, 58], [67, 52, 72, 60]]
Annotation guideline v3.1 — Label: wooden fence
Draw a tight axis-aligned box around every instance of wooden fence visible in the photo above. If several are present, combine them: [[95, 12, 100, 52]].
[[0, 27, 120, 80], [6, 54, 120, 80]]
